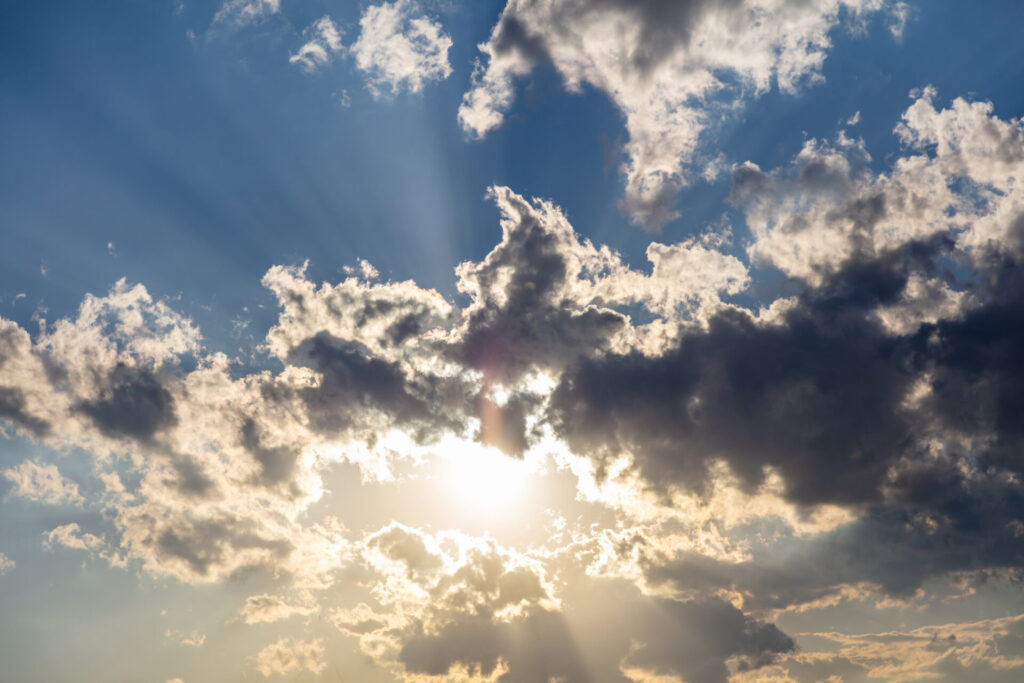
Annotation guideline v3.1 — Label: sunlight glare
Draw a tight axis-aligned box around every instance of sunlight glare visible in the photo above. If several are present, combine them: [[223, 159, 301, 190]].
[[439, 438, 532, 515]]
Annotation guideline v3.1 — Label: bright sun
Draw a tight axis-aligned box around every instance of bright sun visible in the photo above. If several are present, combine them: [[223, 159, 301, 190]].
[[439, 438, 533, 515]]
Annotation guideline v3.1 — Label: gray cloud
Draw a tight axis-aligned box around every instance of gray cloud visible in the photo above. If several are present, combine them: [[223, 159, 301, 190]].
[[78, 363, 177, 442], [0, 386, 50, 437], [398, 589, 793, 683]]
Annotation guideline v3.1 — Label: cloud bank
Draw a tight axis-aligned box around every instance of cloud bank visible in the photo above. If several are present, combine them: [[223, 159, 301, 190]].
[[3, 91, 1024, 680]]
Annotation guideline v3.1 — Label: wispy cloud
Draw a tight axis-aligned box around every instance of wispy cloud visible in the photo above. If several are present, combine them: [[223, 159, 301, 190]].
[[212, 0, 280, 27], [288, 15, 343, 73]]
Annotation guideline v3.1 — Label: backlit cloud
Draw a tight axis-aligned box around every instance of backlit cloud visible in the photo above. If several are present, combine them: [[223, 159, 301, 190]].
[[250, 637, 325, 677], [1, 93, 1024, 681]]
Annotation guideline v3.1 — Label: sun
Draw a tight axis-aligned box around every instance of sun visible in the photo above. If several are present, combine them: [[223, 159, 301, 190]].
[[438, 437, 533, 516]]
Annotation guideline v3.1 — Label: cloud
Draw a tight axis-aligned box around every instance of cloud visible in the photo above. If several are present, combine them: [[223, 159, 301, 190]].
[[888, 1, 912, 39], [78, 363, 178, 442], [351, 0, 452, 97], [3, 461, 83, 506], [454, 186, 746, 383], [0, 386, 50, 437], [398, 596, 793, 683], [0, 89, 1023, 641], [235, 594, 316, 624], [549, 250, 924, 507], [349, 523, 793, 682], [460, 0, 891, 229], [289, 15, 344, 73], [735, 89, 1024, 284], [550, 92, 1024, 508], [798, 613, 1024, 683], [0, 552, 13, 575], [166, 630, 206, 648], [42, 523, 105, 553], [250, 637, 325, 677], [213, 0, 280, 27], [642, 467, 1024, 612]]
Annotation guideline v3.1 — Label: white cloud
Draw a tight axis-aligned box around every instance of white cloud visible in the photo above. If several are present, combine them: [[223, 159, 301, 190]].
[[289, 15, 343, 73], [351, 0, 452, 97], [460, 0, 891, 229], [3, 461, 83, 506], [0, 552, 13, 575], [735, 90, 1024, 284]]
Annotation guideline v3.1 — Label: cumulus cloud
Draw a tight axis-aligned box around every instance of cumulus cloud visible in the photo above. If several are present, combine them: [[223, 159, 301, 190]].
[[351, 0, 452, 97], [735, 89, 1024, 283], [2, 114, 1023, 603], [344, 524, 792, 682], [3, 461, 83, 506], [2, 91, 1024, 675], [460, 0, 892, 229], [0, 552, 13, 575], [289, 15, 343, 72]]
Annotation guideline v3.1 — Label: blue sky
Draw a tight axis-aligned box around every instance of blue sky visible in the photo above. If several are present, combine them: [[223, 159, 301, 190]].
[[5, 0, 1021, 344], [3, 1, 1024, 681]]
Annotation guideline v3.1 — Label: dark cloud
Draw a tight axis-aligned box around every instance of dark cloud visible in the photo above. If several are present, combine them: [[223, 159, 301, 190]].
[[455, 188, 627, 381], [624, 596, 794, 683], [549, 243, 939, 506], [549, 227, 1024, 606], [288, 332, 464, 442], [134, 512, 292, 580], [165, 455, 218, 499], [912, 250, 1024, 478], [0, 386, 50, 437], [78, 363, 177, 441], [399, 610, 590, 682], [644, 465, 1024, 611], [367, 524, 443, 578], [398, 592, 793, 683], [489, 0, 743, 79], [240, 418, 300, 490]]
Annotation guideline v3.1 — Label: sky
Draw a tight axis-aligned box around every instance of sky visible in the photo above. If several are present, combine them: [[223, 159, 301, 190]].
[[2, 1, 1024, 681]]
